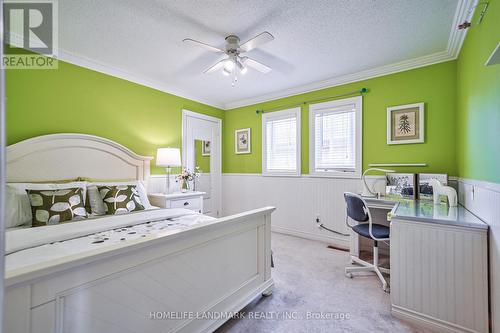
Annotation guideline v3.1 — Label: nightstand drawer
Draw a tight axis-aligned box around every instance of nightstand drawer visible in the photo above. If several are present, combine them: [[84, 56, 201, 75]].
[[170, 197, 201, 210]]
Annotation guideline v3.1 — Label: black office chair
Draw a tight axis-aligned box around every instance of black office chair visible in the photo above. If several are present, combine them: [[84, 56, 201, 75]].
[[343, 192, 390, 292]]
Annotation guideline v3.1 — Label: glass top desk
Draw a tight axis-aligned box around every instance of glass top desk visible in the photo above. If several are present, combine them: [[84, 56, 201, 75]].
[[350, 196, 487, 258]]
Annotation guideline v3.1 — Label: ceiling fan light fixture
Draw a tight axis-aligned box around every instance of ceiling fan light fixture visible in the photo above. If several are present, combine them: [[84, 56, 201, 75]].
[[224, 60, 235, 72], [236, 59, 247, 74], [184, 31, 274, 81]]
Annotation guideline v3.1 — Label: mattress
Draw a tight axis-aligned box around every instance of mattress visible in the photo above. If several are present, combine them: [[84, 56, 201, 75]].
[[6, 208, 217, 272]]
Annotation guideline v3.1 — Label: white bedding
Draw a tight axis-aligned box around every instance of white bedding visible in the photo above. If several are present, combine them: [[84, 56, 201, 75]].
[[6, 208, 216, 271]]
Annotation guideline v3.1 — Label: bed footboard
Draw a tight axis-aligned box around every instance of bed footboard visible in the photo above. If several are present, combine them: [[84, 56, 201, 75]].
[[4, 207, 275, 333]]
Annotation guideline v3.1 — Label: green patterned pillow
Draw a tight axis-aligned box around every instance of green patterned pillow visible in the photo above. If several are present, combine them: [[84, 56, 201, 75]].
[[98, 185, 145, 215], [27, 188, 88, 227]]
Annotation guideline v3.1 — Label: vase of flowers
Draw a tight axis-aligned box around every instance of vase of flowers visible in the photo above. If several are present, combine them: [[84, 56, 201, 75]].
[[176, 168, 199, 193]]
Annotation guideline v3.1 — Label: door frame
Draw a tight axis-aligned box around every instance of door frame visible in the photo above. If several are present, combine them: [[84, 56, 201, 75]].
[[182, 110, 222, 217]]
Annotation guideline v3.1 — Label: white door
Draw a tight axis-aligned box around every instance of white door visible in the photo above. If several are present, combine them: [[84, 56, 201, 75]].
[[182, 110, 222, 217]]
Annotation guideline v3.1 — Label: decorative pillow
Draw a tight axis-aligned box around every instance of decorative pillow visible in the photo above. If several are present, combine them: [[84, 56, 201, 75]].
[[89, 181, 153, 210], [85, 185, 106, 215], [98, 185, 145, 215], [27, 188, 88, 226]]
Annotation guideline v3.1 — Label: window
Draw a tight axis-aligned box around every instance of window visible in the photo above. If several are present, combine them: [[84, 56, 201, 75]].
[[262, 107, 301, 176], [309, 96, 362, 178]]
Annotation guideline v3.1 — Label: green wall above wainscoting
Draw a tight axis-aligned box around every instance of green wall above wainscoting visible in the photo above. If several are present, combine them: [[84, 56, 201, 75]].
[[223, 61, 458, 176], [457, 0, 500, 183], [6, 60, 224, 175]]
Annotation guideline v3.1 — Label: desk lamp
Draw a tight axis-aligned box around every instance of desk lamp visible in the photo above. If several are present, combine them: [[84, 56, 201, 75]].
[[361, 168, 395, 197]]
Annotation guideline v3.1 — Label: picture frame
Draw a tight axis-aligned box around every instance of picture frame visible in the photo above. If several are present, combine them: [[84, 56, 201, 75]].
[[387, 102, 424, 145], [386, 173, 416, 199], [235, 128, 251, 154], [418, 173, 448, 201], [201, 140, 211, 156]]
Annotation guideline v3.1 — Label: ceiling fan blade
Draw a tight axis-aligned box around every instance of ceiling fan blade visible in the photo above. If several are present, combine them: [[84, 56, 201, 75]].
[[243, 57, 272, 73], [239, 31, 274, 52], [183, 38, 224, 53], [203, 58, 228, 74]]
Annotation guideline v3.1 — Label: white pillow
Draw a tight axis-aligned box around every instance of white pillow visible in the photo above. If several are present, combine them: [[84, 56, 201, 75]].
[[5, 185, 32, 228], [86, 185, 107, 215], [87, 181, 152, 216], [6, 182, 89, 228]]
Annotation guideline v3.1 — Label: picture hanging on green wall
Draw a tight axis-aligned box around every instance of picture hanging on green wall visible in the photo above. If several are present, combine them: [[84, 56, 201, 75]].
[[235, 128, 251, 154], [387, 102, 425, 145]]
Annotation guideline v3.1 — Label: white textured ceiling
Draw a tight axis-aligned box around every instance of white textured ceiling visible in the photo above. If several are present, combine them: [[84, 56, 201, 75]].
[[59, 0, 462, 109]]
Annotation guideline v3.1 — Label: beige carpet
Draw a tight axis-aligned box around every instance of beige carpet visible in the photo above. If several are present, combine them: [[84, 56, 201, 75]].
[[216, 232, 428, 333]]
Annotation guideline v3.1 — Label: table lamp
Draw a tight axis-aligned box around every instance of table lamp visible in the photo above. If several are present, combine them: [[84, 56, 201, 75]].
[[361, 168, 395, 197], [156, 148, 181, 194]]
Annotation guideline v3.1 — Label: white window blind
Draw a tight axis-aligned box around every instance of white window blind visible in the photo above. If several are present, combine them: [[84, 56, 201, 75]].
[[314, 107, 355, 171], [262, 108, 301, 175], [309, 96, 362, 178]]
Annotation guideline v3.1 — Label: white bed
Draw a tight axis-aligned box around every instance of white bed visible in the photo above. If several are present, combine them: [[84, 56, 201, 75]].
[[4, 134, 275, 333]]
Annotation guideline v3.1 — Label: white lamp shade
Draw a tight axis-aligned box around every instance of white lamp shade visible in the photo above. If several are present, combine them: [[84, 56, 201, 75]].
[[156, 148, 181, 167]]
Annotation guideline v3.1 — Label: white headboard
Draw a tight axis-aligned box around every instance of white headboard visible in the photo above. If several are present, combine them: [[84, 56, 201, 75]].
[[6, 133, 153, 183]]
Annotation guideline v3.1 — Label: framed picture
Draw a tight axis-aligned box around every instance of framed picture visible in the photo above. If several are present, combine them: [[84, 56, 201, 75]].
[[418, 173, 448, 200], [235, 128, 251, 154], [387, 102, 424, 145], [201, 140, 211, 156], [386, 173, 416, 199]]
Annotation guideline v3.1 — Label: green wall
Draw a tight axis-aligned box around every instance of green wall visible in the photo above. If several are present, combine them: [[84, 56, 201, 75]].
[[6, 60, 224, 175], [457, 0, 500, 183], [223, 61, 458, 175]]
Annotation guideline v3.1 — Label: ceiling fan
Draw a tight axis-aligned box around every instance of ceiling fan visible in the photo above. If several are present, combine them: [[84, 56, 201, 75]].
[[183, 32, 274, 85]]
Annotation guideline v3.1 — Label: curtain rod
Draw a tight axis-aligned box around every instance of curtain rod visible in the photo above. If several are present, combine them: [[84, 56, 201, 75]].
[[255, 88, 368, 114]]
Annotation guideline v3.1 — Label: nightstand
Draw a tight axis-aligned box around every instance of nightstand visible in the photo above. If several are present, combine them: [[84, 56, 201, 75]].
[[148, 191, 206, 213]]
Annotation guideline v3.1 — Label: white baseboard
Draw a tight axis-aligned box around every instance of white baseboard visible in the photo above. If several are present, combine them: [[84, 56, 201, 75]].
[[392, 305, 472, 333]]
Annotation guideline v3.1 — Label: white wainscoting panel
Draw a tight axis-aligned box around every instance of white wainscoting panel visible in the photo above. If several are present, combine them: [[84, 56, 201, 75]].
[[391, 219, 488, 333], [458, 178, 500, 333], [222, 174, 385, 248], [148, 175, 180, 194]]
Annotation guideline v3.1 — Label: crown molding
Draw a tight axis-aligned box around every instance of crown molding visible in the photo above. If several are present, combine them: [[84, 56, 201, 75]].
[[223, 50, 453, 109], [57, 49, 226, 109], [6, 32, 225, 109], [6, 0, 475, 111], [223, 0, 475, 110], [447, 0, 476, 58]]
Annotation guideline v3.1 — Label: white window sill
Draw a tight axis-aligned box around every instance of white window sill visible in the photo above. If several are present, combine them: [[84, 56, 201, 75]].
[[307, 171, 361, 179], [262, 172, 301, 178]]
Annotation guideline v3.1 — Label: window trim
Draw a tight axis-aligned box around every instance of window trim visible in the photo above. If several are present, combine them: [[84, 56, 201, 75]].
[[262, 107, 301, 177], [309, 96, 362, 179]]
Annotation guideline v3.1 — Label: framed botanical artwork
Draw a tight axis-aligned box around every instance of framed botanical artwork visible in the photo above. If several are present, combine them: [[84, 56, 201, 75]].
[[418, 173, 448, 201], [201, 140, 211, 156], [387, 102, 424, 145], [386, 173, 416, 199], [235, 128, 251, 154]]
